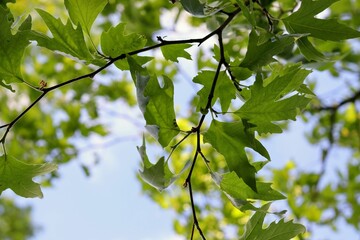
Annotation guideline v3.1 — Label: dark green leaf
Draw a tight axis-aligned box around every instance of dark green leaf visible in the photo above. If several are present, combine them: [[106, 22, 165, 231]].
[[282, 0, 360, 41], [0, 155, 57, 198], [203, 120, 270, 191], [296, 37, 327, 61], [240, 30, 295, 70], [180, 0, 205, 17]]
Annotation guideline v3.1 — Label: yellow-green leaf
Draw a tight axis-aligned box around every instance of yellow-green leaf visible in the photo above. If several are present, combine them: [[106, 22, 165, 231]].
[[0, 155, 57, 198]]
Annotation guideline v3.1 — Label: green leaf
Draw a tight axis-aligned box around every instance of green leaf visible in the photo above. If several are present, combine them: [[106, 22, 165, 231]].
[[282, 0, 360, 41], [0, 155, 57, 198], [161, 44, 192, 63], [220, 172, 285, 201], [128, 57, 179, 147], [180, 0, 205, 17], [240, 30, 295, 70], [193, 71, 236, 112], [0, 0, 15, 7], [101, 23, 147, 69], [296, 37, 327, 61], [233, 0, 256, 27], [137, 138, 190, 191], [32, 9, 93, 62], [203, 120, 270, 191], [236, 64, 312, 134], [241, 204, 306, 240], [64, 0, 107, 36], [0, 8, 31, 91]]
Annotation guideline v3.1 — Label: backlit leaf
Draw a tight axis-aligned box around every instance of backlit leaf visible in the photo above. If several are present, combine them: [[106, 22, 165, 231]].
[[137, 138, 190, 191], [193, 70, 236, 112], [128, 56, 179, 147], [203, 120, 270, 191], [161, 44, 192, 63], [236, 64, 312, 134], [233, 0, 256, 27], [220, 172, 285, 201], [282, 0, 360, 41], [101, 23, 147, 69], [240, 30, 295, 70], [0, 8, 31, 91], [64, 0, 107, 36], [33, 9, 93, 62], [241, 203, 306, 240], [0, 155, 57, 198]]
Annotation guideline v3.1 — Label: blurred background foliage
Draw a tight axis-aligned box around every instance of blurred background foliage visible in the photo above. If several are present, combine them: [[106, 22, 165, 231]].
[[0, 0, 360, 239]]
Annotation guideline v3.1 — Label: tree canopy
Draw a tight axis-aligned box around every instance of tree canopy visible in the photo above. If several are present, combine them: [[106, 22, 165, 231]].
[[0, 0, 360, 239]]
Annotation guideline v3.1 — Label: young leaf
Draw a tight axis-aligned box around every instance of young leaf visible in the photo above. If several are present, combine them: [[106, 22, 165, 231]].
[[0, 155, 57, 198], [240, 30, 295, 71], [161, 44, 192, 63], [240, 204, 306, 240], [193, 71, 236, 112], [137, 138, 190, 191], [128, 57, 180, 147], [203, 120, 270, 191], [0, 8, 31, 91], [33, 9, 93, 62], [236, 64, 312, 134], [282, 0, 360, 41], [64, 0, 107, 36], [101, 23, 147, 69]]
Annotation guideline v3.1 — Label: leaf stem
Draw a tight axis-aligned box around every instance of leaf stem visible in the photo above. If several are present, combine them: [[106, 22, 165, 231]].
[[0, 7, 242, 239]]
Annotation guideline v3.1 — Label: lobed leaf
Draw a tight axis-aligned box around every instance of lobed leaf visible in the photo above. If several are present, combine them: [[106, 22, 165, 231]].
[[193, 70, 236, 112], [101, 23, 147, 70], [236, 64, 312, 134], [240, 30, 295, 71], [0, 8, 31, 91], [282, 0, 360, 41], [128, 57, 179, 147], [137, 138, 190, 191], [241, 203, 306, 240], [203, 120, 270, 191], [64, 0, 108, 36], [0, 155, 57, 198], [161, 44, 192, 63], [220, 172, 285, 201], [33, 9, 93, 63]]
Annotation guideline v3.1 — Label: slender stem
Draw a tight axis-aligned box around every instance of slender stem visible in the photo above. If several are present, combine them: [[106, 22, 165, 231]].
[[0, 92, 46, 144], [0, 7, 243, 239]]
